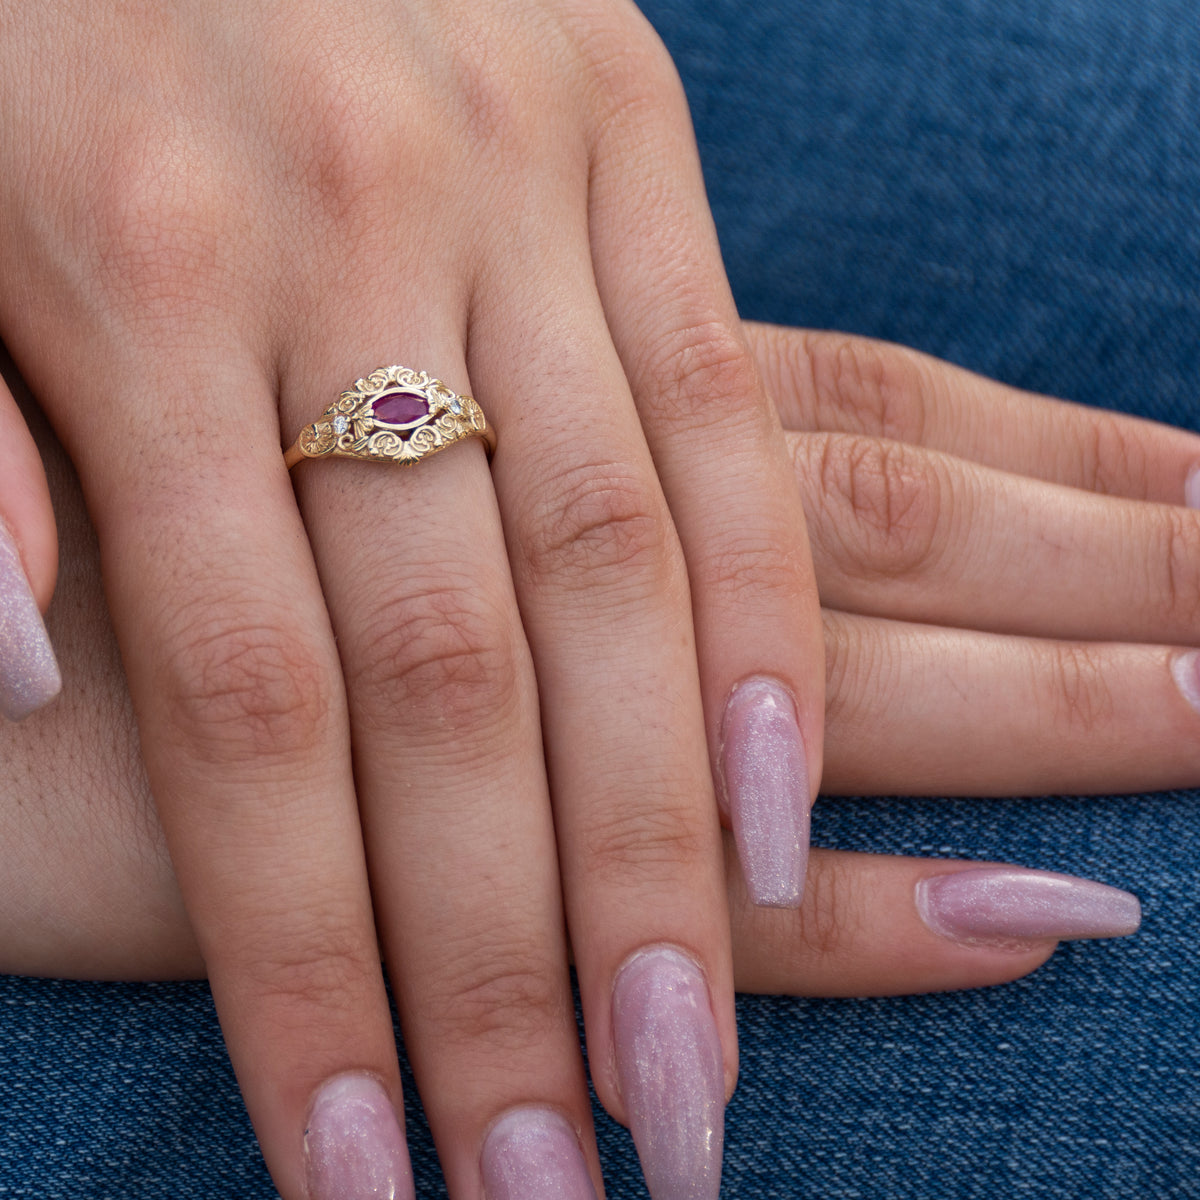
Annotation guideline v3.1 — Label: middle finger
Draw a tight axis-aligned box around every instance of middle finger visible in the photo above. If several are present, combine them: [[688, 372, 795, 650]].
[[469, 237, 735, 1197]]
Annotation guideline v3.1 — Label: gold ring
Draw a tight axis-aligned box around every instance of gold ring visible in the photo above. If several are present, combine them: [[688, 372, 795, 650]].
[[284, 366, 495, 470]]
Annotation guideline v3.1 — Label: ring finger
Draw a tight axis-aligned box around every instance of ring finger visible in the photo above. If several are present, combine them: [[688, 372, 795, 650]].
[[285, 317, 601, 1198], [821, 610, 1200, 796]]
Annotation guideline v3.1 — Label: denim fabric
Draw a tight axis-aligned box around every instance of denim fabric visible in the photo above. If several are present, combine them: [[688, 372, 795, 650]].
[[2, 0, 1198, 1196]]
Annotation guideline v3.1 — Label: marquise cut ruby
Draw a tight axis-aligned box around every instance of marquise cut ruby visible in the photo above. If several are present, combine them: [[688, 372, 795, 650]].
[[372, 391, 429, 425]]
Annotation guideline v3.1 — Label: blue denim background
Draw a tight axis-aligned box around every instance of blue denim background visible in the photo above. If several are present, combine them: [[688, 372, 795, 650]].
[[2, 0, 1198, 1195]]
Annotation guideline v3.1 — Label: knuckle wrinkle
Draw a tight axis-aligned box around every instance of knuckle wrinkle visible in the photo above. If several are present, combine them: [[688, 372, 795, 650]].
[[353, 582, 520, 732], [521, 462, 672, 587], [804, 334, 924, 442], [582, 800, 709, 886], [817, 436, 944, 580], [1046, 645, 1115, 734], [160, 622, 331, 765], [649, 321, 763, 430]]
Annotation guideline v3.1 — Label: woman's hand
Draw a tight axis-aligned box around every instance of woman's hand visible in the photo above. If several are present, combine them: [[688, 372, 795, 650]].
[[2, 322, 1171, 991], [751, 322, 1200, 797], [0, 3, 827, 1198]]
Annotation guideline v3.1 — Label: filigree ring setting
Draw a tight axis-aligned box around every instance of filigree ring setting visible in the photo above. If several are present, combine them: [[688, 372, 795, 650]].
[[284, 366, 495, 470]]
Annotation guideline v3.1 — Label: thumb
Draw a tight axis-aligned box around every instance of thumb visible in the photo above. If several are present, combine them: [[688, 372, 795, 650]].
[[0, 349, 60, 720]]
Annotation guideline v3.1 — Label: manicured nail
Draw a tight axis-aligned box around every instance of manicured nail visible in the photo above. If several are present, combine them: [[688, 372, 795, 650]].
[[720, 676, 810, 907], [1171, 650, 1200, 714], [304, 1073, 415, 1200], [481, 1108, 598, 1200], [1185, 464, 1200, 509], [916, 868, 1142, 945], [611, 946, 724, 1200], [0, 521, 60, 721]]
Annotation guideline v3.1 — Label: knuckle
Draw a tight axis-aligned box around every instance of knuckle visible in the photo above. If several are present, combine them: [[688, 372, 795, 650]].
[[579, 8, 682, 118], [801, 332, 926, 442], [1043, 644, 1116, 735], [1078, 411, 1151, 497], [418, 938, 567, 1052], [520, 461, 676, 589], [445, 25, 540, 157], [581, 796, 710, 888], [1157, 508, 1200, 631], [87, 124, 232, 313], [821, 612, 882, 732], [159, 617, 333, 766], [813, 435, 945, 580], [230, 910, 379, 1029], [352, 577, 522, 733], [821, 612, 856, 725], [645, 321, 764, 431], [793, 854, 861, 959], [752, 321, 823, 429], [699, 531, 809, 613], [282, 55, 406, 228]]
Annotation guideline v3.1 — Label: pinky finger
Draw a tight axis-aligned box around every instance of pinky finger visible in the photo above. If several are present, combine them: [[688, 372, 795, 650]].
[[822, 611, 1200, 797], [727, 843, 1140, 998]]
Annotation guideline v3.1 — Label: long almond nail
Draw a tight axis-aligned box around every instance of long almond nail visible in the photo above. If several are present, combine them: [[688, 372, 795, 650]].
[[612, 946, 723, 1200], [481, 1108, 598, 1200], [720, 676, 810, 907], [916, 868, 1142, 945], [0, 521, 59, 721], [304, 1073, 415, 1200]]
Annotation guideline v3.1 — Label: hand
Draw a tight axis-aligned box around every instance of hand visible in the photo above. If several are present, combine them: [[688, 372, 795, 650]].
[[2, 324, 1165, 993], [0, 5, 823, 1198], [751, 322, 1200, 797]]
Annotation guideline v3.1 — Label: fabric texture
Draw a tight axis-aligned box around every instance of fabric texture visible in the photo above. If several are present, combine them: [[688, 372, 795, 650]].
[[3, 0, 1198, 1195]]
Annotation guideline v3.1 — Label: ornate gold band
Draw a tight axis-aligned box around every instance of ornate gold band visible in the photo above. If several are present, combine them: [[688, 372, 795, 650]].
[[284, 366, 495, 470]]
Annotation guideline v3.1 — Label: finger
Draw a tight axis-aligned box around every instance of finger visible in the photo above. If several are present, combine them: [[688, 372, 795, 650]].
[[583, 16, 823, 910], [53, 344, 410, 1200], [0, 346, 61, 718], [792, 431, 1200, 645], [282, 329, 602, 1199], [727, 845, 1140, 998], [821, 610, 1200, 796], [1, 711, 1146, 1008], [0, 427, 1144, 997], [469, 227, 734, 1196], [748, 322, 1200, 503]]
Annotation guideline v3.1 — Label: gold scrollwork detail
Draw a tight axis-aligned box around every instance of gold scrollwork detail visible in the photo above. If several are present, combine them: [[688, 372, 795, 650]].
[[288, 365, 495, 467]]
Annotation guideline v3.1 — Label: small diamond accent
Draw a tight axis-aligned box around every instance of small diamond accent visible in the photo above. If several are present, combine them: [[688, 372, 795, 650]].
[[333, 415, 349, 435], [449, 398, 462, 414]]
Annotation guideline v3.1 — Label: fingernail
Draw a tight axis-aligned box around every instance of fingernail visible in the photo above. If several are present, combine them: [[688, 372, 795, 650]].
[[720, 676, 810, 907], [915, 868, 1142, 945], [611, 946, 724, 1200], [1185, 464, 1200, 508], [1171, 650, 1200, 713], [481, 1108, 598, 1200], [304, 1073, 415, 1200], [0, 521, 60, 721]]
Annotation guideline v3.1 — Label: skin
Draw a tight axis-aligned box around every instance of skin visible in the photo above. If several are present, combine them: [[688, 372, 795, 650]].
[[0, 5, 820, 1197], [2, 323, 1196, 1147], [0, 4, 1197, 1194]]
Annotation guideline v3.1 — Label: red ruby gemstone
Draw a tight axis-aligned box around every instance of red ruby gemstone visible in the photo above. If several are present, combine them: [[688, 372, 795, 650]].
[[372, 391, 429, 425]]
